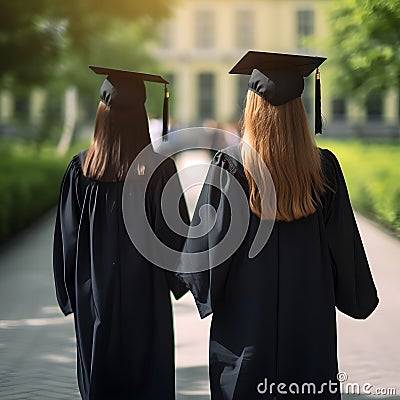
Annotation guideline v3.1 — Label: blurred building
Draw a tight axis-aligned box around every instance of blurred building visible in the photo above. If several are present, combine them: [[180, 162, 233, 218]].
[[153, 0, 399, 137], [1, 0, 399, 138]]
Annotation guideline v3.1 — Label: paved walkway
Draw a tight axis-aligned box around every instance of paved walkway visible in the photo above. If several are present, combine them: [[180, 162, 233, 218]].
[[0, 151, 399, 399], [336, 214, 400, 399], [0, 210, 212, 400]]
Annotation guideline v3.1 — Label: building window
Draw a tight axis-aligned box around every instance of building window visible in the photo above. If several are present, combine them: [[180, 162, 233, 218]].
[[332, 98, 346, 120], [198, 73, 215, 122], [297, 9, 314, 49], [14, 94, 30, 122], [195, 10, 215, 49], [235, 10, 254, 49], [236, 75, 249, 116], [366, 91, 383, 121]]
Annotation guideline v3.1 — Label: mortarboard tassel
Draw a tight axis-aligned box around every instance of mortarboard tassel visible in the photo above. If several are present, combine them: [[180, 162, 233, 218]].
[[315, 68, 322, 135], [162, 84, 169, 141]]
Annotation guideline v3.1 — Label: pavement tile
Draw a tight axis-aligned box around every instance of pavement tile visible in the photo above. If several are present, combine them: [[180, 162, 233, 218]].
[[0, 157, 399, 399]]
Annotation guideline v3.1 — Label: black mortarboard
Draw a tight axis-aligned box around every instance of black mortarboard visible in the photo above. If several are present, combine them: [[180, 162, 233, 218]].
[[229, 51, 327, 134], [89, 65, 170, 138]]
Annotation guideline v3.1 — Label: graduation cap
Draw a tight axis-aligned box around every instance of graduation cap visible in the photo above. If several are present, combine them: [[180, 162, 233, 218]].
[[89, 65, 170, 139], [229, 51, 327, 134]]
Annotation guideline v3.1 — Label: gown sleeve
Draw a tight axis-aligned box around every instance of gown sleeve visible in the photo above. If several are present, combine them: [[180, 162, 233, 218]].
[[53, 156, 81, 316], [322, 149, 379, 319], [149, 157, 191, 300], [178, 151, 246, 319]]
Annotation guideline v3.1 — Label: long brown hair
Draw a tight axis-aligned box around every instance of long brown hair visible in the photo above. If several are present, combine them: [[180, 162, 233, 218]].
[[241, 90, 324, 222], [82, 101, 151, 182]]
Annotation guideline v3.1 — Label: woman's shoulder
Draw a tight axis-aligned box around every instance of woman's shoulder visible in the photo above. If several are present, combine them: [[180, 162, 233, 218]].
[[65, 149, 87, 169], [65, 149, 92, 184], [317, 147, 347, 196], [318, 147, 343, 177], [318, 147, 339, 163], [62, 149, 86, 178], [65, 149, 111, 188]]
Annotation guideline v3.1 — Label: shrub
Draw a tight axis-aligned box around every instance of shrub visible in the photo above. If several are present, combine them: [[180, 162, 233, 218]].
[[317, 138, 400, 235], [0, 141, 85, 243]]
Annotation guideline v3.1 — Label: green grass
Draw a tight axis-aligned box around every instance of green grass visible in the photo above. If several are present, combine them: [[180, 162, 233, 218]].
[[316, 138, 400, 235]]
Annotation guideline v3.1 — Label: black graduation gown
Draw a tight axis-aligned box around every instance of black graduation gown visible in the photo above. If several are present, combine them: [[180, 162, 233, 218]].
[[179, 145, 379, 400], [53, 150, 189, 400]]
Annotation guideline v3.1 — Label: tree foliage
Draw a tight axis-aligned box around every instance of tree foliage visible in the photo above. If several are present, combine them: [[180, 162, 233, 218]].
[[329, 0, 400, 98], [0, 0, 173, 87], [0, 1, 64, 85]]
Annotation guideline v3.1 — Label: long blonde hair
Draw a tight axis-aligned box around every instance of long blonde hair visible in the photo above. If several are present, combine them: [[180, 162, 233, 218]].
[[83, 101, 151, 182], [241, 90, 324, 222]]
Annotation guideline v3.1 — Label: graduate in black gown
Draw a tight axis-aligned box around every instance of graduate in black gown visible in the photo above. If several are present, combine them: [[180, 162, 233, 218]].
[[179, 52, 379, 400], [53, 66, 189, 400]]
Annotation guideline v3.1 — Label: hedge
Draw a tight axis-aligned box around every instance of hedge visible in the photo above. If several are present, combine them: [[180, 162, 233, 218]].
[[0, 142, 81, 243], [0, 138, 399, 244], [316, 138, 400, 236]]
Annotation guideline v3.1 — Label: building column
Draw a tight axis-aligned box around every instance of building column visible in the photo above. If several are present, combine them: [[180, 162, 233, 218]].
[[30, 89, 46, 125], [176, 63, 194, 127], [384, 89, 399, 125], [216, 66, 236, 124], [0, 91, 13, 122]]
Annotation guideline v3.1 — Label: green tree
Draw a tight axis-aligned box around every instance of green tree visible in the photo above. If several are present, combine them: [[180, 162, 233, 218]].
[[329, 0, 400, 98], [0, 1, 64, 86], [0, 0, 173, 86], [0, 0, 174, 152]]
